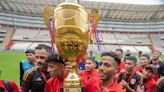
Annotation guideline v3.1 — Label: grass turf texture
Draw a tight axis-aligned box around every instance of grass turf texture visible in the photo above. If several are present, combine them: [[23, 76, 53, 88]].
[[0, 51, 25, 85]]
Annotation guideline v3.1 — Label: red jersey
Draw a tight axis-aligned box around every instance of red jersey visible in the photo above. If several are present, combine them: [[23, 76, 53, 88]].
[[44, 72, 69, 92], [0, 80, 19, 92], [135, 66, 143, 73], [0, 80, 6, 92], [144, 78, 156, 92], [153, 72, 159, 81], [119, 62, 125, 72], [78, 69, 100, 92], [102, 79, 124, 92]]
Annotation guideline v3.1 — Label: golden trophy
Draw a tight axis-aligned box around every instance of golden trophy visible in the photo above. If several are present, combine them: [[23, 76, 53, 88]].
[[43, 0, 89, 92], [43, 0, 89, 91]]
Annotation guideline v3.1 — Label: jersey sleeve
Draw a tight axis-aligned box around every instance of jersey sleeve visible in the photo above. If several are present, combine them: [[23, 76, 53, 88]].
[[44, 81, 51, 92], [9, 80, 19, 92], [21, 68, 35, 92]]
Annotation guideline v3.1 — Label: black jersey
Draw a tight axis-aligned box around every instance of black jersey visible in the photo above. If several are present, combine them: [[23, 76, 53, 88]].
[[118, 71, 141, 89], [21, 67, 50, 92]]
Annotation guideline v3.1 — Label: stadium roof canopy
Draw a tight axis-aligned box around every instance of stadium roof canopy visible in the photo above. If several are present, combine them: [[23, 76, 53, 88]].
[[0, 0, 164, 21]]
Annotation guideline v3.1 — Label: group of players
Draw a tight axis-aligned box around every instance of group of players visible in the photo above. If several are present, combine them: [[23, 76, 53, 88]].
[[0, 44, 164, 92]]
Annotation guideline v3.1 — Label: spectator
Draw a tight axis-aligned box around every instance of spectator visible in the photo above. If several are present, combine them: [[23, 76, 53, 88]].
[[150, 50, 164, 81], [88, 50, 96, 59], [137, 51, 143, 64], [124, 49, 131, 61]]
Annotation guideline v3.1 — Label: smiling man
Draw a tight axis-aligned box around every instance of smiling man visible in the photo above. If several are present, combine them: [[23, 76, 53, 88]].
[[21, 44, 51, 92], [99, 52, 124, 92], [118, 56, 142, 92]]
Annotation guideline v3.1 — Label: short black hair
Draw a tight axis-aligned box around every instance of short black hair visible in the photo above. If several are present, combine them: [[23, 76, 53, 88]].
[[101, 51, 121, 66], [145, 64, 157, 74], [153, 50, 161, 55], [86, 56, 96, 63], [125, 56, 137, 63], [45, 54, 65, 65], [25, 49, 35, 54], [35, 44, 50, 52], [115, 49, 123, 53], [141, 54, 150, 60]]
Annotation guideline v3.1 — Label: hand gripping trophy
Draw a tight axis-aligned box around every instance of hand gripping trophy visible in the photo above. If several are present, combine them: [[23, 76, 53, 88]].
[[44, 0, 89, 92]]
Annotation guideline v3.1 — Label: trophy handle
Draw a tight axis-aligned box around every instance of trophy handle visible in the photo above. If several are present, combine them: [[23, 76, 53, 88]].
[[91, 8, 99, 26], [43, 6, 53, 27]]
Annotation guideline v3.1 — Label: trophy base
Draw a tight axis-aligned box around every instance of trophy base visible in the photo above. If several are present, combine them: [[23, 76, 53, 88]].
[[60, 86, 85, 92]]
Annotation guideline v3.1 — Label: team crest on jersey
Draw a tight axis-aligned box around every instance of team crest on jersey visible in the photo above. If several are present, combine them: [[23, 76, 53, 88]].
[[156, 65, 160, 68], [36, 77, 42, 81], [130, 79, 136, 85]]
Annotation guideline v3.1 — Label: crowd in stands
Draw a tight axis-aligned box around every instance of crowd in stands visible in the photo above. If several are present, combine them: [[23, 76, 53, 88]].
[[0, 44, 164, 92]]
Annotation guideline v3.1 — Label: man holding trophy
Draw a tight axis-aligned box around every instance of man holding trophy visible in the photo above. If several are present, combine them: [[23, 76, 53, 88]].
[[43, 0, 89, 92], [43, 0, 125, 92]]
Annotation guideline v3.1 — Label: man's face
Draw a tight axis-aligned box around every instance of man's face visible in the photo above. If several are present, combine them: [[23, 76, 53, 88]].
[[115, 50, 123, 59], [35, 49, 49, 69], [125, 60, 135, 72], [140, 56, 149, 67], [126, 50, 130, 55], [47, 62, 64, 78], [143, 69, 154, 79], [152, 51, 160, 60], [85, 59, 95, 71], [26, 53, 36, 64], [99, 56, 118, 81]]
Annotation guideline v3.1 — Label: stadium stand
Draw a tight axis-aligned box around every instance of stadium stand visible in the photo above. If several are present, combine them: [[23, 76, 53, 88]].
[[0, 29, 7, 45], [0, 0, 164, 54], [150, 34, 164, 53]]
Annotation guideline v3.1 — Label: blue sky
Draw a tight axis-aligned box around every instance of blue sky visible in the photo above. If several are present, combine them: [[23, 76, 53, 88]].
[[82, 0, 164, 5]]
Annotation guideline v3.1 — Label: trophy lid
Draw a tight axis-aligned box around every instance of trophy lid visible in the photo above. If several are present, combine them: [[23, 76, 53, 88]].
[[65, 0, 79, 4]]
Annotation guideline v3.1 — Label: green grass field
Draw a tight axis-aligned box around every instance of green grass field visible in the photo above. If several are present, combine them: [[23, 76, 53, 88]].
[[0, 51, 25, 85], [0, 51, 163, 86]]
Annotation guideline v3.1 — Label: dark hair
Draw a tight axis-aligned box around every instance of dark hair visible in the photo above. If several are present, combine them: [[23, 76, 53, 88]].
[[87, 56, 96, 63], [45, 54, 65, 65], [25, 49, 35, 54], [125, 56, 137, 63], [145, 64, 157, 74], [153, 50, 161, 55], [35, 44, 50, 53], [141, 54, 150, 60], [115, 49, 123, 53], [101, 51, 121, 66]]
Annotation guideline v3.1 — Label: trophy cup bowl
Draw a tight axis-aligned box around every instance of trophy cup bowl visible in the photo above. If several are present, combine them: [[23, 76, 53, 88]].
[[54, 1, 89, 92]]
